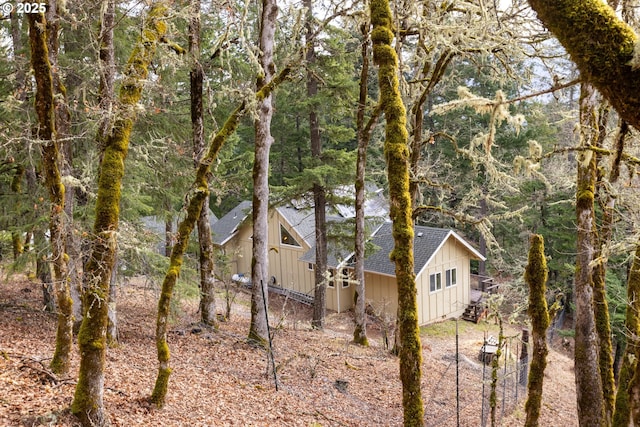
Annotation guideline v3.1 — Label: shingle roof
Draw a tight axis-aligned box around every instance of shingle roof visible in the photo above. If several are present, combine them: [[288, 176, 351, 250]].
[[276, 205, 316, 246], [211, 200, 252, 245], [299, 216, 388, 267], [141, 209, 219, 253], [362, 223, 485, 277]]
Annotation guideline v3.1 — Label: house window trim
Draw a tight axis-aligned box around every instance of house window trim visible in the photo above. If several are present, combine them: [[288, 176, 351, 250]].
[[308, 263, 314, 271], [342, 269, 350, 288], [327, 269, 335, 288], [445, 268, 457, 288], [279, 223, 301, 247], [430, 271, 442, 293]]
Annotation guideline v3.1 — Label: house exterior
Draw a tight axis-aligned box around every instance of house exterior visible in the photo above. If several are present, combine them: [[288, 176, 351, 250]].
[[211, 199, 485, 326], [358, 222, 486, 325]]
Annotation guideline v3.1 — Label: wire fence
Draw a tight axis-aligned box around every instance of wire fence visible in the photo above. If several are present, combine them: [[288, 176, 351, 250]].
[[424, 327, 530, 427]]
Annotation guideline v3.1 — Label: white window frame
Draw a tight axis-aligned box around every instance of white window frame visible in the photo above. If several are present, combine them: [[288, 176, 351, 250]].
[[342, 269, 350, 288], [308, 263, 314, 271], [327, 269, 335, 288], [430, 272, 442, 293], [445, 268, 457, 288], [279, 223, 301, 247]]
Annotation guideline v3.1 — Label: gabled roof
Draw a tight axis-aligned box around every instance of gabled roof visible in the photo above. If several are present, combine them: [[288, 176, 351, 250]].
[[211, 200, 252, 245], [141, 209, 219, 253], [363, 222, 486, 277], [299, 216, 388, 267], [276, 205, 316, 247]]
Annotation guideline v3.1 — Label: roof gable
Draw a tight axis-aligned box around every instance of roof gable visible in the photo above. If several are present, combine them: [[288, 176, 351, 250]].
[[363, 223, 485, 277], [211, 200, 252, 245]]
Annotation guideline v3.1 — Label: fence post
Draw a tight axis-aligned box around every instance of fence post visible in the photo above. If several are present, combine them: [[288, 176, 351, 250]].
[[519, 329, 529, 386]]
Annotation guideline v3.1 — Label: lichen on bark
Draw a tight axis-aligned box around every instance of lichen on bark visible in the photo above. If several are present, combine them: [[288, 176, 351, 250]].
[[370, 0, 424, 424], [527, 0, 640, 130], [613, 246, 640, 425], [28, 9, 73, 377], [72, 4, 169, 426], [524, 234, 550, 427]]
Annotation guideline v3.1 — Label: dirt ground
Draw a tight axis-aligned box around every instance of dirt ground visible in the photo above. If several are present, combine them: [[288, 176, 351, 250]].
[[0, 274, 577, 426]]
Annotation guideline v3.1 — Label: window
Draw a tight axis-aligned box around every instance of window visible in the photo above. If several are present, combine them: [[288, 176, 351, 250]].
[[280, 224, 301, 247], [308, 263, 314, 271], [342, 270, 350, 288], [445, 268, 457, 288], [327, 269, 335, 288], [430, 272, 442, 293]]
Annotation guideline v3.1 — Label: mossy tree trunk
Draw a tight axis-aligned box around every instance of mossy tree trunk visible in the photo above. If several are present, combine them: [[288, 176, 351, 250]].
[[613, 246, 640, 426], [97, 0, 118, 345], [592, 105, 616, 425], [28, 6, 73, 376], [248, 0, 278, 345], [189, 0, 218, 328], [151, 58, 292, 405], [573, 83, 606, 426], [353, 21, 379, 346], [524, 234, 550, 427], [370, 0, 424, 424], [526, 0, 640, 130], [71, 4, 170, 425]]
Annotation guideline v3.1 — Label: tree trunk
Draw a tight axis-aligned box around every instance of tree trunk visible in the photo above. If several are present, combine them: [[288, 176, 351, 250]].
[[35, 229, 56, 313], [524, 234, 550, 427], [592, 110, 617, 425], [28, 6, 73, 376], [574, 83, 605, 426], [107, 256, 118, 346], [190, 0, 218, 328], [526, 0, 640, 130], [353, 21, 378, 346], [10, 166, 25, 261], [72, 4, 170, 425], [305, 0, 327, 330], [151, 102, 248, 407], [370, 0, 424, 424], [612, 246, 640, 426], [248, 0, 278, 345]]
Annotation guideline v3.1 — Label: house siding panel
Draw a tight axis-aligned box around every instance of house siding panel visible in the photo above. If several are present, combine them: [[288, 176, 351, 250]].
[[364, 272, 398, 319], [419, 237, 472, 325]]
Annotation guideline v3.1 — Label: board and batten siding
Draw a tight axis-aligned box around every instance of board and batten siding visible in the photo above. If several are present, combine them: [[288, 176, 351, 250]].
[[364, 271, 399, 320], [267, 210, 315, 296], [418, 236, 471, 325]]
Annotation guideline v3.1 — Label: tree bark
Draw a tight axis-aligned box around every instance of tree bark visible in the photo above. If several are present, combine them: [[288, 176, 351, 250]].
[[248, 0, 278, 345], [524, 234, 550, 427], [613, 246, 640, 426], [574, 83, 606, 427], [370, 0, 424, 424], [526, 0, 640, 130], [189, 0, 218, 328], [353, 21, 379, 346], [151, 101, 248, 407], [28, 6, 73, 376], [72, 4, 170, 425], [305, 0, 328, 330], [592, 110, 617, 425]]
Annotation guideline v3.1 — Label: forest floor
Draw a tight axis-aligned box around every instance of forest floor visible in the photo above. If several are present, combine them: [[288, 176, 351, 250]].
[[0, 274, 578, 426]]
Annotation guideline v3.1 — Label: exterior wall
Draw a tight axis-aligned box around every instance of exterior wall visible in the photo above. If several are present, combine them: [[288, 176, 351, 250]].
[[218, 223, 253, 279], [325, 268, 356, 313], [417, 237, 471, 325], [268, 210, 315, 296], [363, 272, 398, 320]]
